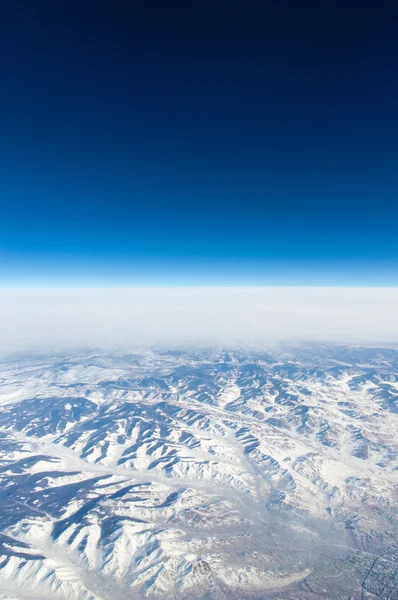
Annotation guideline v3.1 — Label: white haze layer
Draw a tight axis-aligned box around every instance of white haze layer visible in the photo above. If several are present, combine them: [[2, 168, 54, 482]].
[[0, 287, 397, 353]]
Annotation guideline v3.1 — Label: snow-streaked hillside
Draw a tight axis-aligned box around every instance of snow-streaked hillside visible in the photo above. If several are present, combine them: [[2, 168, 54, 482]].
[[0, 345, 397, 599]]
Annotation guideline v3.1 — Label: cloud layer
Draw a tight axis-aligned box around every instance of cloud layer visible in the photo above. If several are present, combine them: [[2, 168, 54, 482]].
[[0, 287, 397, 353]]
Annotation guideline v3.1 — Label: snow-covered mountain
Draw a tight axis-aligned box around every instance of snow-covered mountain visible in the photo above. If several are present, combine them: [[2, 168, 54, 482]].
[[0, 345, 397, 599]]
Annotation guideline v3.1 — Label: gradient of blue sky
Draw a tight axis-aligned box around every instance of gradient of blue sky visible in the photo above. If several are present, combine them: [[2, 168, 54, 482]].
[[0, 1, 397, 286]]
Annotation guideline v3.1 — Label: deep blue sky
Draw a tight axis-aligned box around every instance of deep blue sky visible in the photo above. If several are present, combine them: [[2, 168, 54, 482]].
[[0, 1, 397, 286]]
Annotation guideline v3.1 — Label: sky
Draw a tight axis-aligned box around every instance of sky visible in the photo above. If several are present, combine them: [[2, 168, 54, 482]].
[[0, 1, 397, 286]]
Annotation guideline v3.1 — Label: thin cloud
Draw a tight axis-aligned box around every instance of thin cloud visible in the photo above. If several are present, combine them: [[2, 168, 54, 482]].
[[0, 287, 397, 353]]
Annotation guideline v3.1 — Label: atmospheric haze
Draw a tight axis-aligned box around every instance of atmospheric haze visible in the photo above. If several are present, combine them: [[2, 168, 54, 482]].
[[0, 287, 397, 353]]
